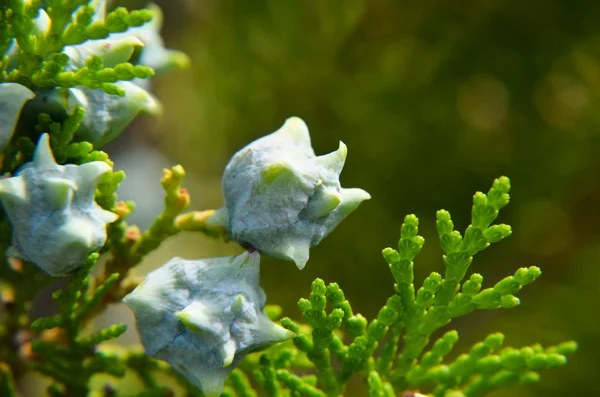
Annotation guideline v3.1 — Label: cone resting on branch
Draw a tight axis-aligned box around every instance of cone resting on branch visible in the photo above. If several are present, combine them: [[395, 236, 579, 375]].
[[0, 134, 117, 276], [215, 117, 371, 270], [123, 251, 295, 397]]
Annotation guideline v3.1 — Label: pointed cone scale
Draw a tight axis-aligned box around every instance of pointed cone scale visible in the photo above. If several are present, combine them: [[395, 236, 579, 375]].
[[216, 338, 237, 368], [229, 250, 261, 270], [0, 176, 27, 205], [229, 250, 251, 267], [122, 282, 154, 314], [68, 88, 89, 109], [316, 141, 347, 176], [142, 91, 162, 116], [33, 134, 57, 168], [118, 83, 162, 117], [279, 239, 310, 270], [231, 294, 246, 316], [175, 301, 225, 336], [75, 161, 112, 202], [99, 209, 119, 223], [337, 188, 371, 216], [305, 188, 342, 219], [121, 289, 136, 306], [261, 162, 300, 186], [44, 177, 78, 209], [195, 369, 228, 397], [273, 117, 311, 147], [254, 314, 296, 346], [74, 161, 109, 202], [58, 218, 94, 248], [0, 83, 35, 151], [78, 161, 112, 185], [83, 83, 161, 147]]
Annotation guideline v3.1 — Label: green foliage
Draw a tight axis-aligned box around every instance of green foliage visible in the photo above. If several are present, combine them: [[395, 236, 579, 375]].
[[78, 176, 569, 397], [0, 1, 577, 396], [0, 105, 113, 172], [0, 362, 17, 397], [2, 0, 153, 94], [264, 177, 573, 397], [29, 254, 127, 396]]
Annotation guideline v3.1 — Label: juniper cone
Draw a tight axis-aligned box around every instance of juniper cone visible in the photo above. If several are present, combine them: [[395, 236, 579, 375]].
[[123, 251, 295, 396], [218, 117, 371, 269], [0, 134, 117, 276], [2, 0, 187, 148]]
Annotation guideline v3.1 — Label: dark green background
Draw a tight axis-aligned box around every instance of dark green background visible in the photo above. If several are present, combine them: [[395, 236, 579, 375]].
[[116, 1, 600, 395]]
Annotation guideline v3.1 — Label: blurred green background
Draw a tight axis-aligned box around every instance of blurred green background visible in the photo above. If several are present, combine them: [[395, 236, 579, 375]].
[[104, 0, 600, 396]]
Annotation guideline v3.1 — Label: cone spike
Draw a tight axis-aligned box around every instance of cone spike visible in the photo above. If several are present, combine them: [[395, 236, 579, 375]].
[[230, 250, 251, 268], [175, 301, 213, 334], [274, 117, 311, 147], [140, 90, 161, 116], [196, 370, 227, 397], [231, 294, 246, 316], [59, 218, 94, 248], [0, 176, 27, 204], [44, 177, 77, 209], [255, 315, 296, 346], [217, 338, 237, 368], [33, 134, 57, 168], [78, 161, 112, 185], [305, 189, 342, 219], [261, 162, 297, 185], [0, 83, 35, 152], [338, 188, 371, 215], [76, 161, 112, 202], [280, 239, 310, 270], [99, 209, 118, 223], [316, 141, 347, 176]]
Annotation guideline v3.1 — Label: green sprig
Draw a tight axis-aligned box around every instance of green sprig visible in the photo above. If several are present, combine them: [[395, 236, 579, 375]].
[[0, 363, 16, 397], [271, 178, 572, 397], [3, 0, 154, 92], [29, 254, 130, 395]]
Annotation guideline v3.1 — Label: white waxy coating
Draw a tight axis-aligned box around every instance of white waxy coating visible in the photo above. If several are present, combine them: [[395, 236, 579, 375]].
[[123, 251, 295, 397], [0, 134, 117, 276], [219, 117, 371, 269], [0, 83, 35, 151]]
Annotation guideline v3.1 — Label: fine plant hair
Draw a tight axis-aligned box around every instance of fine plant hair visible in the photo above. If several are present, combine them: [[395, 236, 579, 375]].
[[0, 1, 576, 397]]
